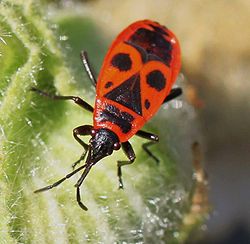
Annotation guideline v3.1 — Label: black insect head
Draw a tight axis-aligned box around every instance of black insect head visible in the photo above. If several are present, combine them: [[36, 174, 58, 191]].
[[88, 128, 120, 164]]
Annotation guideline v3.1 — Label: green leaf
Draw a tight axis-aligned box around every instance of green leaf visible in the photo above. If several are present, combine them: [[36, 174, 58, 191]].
[[0, 1, 207, 243]]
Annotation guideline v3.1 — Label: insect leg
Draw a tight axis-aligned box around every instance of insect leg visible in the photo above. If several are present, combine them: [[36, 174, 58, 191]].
[[72, 125, 93, 168], [75, 161, 95, 211], [117, 141, 136, 189], [135, 130, 159, 164], [31, 87, 94, 112], [80, 51, 97, 87], [71, 152, 88, 170], [135, 88, 181, 163], [163, 87, 182, 103], [76, 187, 88, 211], [73, 125, 92, 149]]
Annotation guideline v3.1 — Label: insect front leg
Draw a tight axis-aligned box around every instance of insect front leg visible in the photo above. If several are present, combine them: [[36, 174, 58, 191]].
[[31, 87, 94, 112], [135, 130, 159, 164], [75, 161, 94, 211], [34, 125, 94, 194], [80, 51, 97, 87], [72, 125, 93, 169], [117, 141, 136, 189]]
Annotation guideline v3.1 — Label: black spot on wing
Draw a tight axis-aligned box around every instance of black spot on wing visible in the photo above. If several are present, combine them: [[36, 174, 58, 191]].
[[128, 28, 172, 66], [105, 81, 113, 88], [111, 53, 132, 71], [99, 104, 134, 133], [146, 70, 166, 91], [144, 99, 150, 109], [104, 73, 142, 115]]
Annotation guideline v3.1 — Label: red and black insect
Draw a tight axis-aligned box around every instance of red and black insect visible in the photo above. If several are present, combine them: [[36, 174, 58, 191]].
[[32, 20, 182, 210]]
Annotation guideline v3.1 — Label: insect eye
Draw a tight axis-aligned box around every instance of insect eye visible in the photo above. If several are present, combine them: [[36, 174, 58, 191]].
[[113, 142, 121, 150], [91, 129, 96, 136]]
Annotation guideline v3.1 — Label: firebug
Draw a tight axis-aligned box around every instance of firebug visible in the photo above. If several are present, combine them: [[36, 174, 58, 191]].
[[32, 20, 182, 210]]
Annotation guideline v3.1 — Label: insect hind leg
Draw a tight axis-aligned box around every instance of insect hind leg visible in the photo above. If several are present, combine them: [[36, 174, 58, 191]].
[[80, 51, 97, 87], [163, 87, 182, 103]]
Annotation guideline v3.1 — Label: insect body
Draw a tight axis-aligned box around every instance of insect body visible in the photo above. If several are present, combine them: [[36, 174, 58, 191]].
[[32, 20, 182, 210]]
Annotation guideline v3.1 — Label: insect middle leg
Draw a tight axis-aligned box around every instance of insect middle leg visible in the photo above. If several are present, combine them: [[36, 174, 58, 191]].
[[135, 88, 182, 163], [117, 141, 136, 189], [136, 130, 159, 164], [31, 87, 94, 112]]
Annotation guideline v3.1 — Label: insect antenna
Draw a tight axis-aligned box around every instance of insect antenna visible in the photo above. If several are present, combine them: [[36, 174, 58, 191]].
[[34, 148, 95, 211], [34, 161, 87, 193]]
